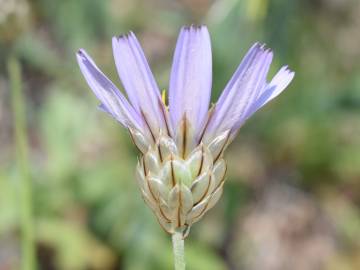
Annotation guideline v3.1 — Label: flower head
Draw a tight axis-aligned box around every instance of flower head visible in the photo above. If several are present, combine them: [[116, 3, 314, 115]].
[[77, 25, 294, 236]]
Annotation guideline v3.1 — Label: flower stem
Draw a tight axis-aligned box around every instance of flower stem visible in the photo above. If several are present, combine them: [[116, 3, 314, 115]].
[[8, 55, 36, 270], [172, 230, 186, 270]]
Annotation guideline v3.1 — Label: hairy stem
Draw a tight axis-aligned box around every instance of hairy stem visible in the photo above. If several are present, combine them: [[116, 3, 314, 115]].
[[8, 56, 36, 270], [172, 231, 186, 270]]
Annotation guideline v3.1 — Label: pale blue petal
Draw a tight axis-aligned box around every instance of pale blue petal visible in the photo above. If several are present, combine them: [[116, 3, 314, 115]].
[[169, 25, 212, 136], [76, 49, 143, 131], [202, 44, 273, 142], [112, 33, 167, 137], [245, 66, 295, 119]]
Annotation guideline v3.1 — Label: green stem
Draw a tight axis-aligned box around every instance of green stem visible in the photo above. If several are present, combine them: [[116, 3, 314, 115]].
[[8, 56, 36, 270], [172, 231, 186, 270]]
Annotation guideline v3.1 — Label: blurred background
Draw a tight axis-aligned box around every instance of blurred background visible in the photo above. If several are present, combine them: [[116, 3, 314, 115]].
[[1, 0, 360, 269]]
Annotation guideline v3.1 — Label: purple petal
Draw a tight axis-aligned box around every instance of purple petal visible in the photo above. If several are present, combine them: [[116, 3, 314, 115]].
[[112, 33, 167, 136], [202, 43, 273, 142], [76, 49, 143, 131], [169, 25, 212, 135], [245, 66, 295, 118]]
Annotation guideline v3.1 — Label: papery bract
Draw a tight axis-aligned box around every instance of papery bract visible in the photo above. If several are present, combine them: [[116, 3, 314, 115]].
[[77, 25, 294, 237]]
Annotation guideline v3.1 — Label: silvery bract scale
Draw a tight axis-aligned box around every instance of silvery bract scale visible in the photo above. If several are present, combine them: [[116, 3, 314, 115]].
[[76, 25, 294, 237], [132, 127, 228, 236]]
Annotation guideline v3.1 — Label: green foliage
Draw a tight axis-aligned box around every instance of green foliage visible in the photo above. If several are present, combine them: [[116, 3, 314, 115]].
[[1, 0, 360, 269]]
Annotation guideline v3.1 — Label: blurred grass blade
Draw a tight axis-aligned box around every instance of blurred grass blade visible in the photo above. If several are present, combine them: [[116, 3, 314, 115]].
[[8, 56, 36, 270]]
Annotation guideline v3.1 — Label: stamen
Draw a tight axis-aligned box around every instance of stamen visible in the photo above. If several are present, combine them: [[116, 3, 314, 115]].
[[158, 98, 171, 136], [162, 89, 167, 106]]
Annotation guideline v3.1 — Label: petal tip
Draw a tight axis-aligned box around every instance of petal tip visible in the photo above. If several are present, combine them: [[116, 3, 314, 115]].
[[250, 42, 263, 51], [181, 24, 208, 33], [76, 49, 91, 66], [113, 31, 138, 47], [283, 65, 295, 78], [113, 32, 130, 41], [76, 48, 86, 58]]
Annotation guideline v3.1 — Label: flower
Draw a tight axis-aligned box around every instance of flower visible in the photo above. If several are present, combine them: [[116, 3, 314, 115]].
[[76, 25, 294, 236]]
